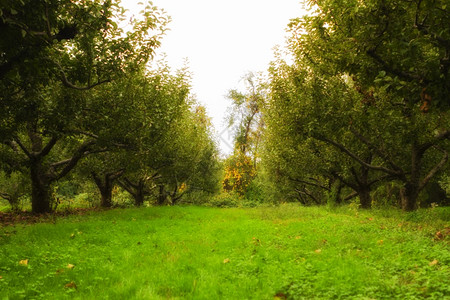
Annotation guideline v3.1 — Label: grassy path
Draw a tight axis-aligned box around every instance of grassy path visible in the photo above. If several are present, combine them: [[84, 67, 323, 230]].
[[0, 205, 449, 299]]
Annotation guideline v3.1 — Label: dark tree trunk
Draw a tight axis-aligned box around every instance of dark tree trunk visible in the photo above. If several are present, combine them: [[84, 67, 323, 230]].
[[400, 184, 419, 211], [30, 162, 52, 214], [358, 187, 372, 209], [157, 185, 166, 205], [134, 180, 146, 206], [92, 170, 124, 208]]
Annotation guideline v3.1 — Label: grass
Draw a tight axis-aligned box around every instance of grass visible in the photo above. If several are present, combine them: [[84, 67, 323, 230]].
[[0, 204, 449, 299]]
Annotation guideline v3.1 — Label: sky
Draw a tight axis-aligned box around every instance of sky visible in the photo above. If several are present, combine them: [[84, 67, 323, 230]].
[[122, 0, 309, 156]]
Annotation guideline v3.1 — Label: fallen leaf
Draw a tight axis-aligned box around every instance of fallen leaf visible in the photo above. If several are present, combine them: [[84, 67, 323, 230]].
[[223, 258, 230, 264], [434, 231, 444, 241], [429, 259, 438, 266], [368, 217, 374, 221], [321, 239, 328, 244], [0, 276, 3, 279], [70, 233, 75, 238], [377, 240, 384, 245], [274, 292, 287, 299], [314, 249, 322, 254], [19, 259, 28, 266], [295, 236, 301, 239], [64, 281, 77, 289], [67, 264, 75, 269]]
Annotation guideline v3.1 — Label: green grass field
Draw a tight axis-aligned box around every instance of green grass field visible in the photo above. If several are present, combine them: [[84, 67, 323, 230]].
[[0, 204, 449, 299]]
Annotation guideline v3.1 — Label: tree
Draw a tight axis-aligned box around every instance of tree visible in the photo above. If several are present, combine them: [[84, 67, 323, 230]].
[[223, 73, 266, 196], [0, 0, 168, 213], [262, 0, 449, 210]]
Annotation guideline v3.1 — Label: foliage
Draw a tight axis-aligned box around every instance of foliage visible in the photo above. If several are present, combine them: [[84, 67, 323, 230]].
[[0, 0, 170, 213], [222, 152, 256, 195], [262, 0, 450, 210], [0, 171, 30, 211], [0, 205, 448, 298], [222, 73, 266, 198]]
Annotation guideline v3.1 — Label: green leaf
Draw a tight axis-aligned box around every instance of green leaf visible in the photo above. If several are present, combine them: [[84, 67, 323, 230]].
[[10, 8, 18, 15], [21, 29, 26, 38]]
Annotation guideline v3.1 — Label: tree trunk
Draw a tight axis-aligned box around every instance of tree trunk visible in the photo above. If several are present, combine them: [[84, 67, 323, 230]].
[[134, 180, 145, 206], [400, 145, 423, 211], [157, 185, 166, 205], [400, 184, 419, 211], [358, 187, 372, 209], [92, 172, 113, 208], [30, 161, 52, 214]]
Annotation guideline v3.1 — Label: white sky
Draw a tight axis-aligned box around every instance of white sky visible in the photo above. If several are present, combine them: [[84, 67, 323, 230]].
[[122, 0, 309, 156]]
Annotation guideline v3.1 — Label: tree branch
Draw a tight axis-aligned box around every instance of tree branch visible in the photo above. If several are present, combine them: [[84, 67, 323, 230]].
[[366, 48, 427, 83], [295, 188, 320, 204], [415, 0, 450, 49], [54, 140, 96, 181], [418, 129, 450, 154], [350, 127, 404, 173], [12, 136, 31, 159], [52, 61, 110, 90], [39, 136, 58, 157], [419, 147, 448, 192], [331, 171, 357, 190], [288, 176, 331, 191], [106, 169, 125, 181], [314, 134, 403, 177]]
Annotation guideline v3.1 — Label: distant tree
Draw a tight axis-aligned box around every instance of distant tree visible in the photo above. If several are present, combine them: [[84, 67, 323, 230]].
[[223, 73, 266, 196]]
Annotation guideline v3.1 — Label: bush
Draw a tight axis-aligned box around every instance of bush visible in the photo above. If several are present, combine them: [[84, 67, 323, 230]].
[[207, 192, 241, 208]]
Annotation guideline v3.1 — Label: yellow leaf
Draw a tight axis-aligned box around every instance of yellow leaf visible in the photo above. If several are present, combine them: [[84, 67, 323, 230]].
[[429, 259, 438, 266], [223, 258, 230, 264], [0, 276, 3, 279], [377, 240, 384, 245], [295, 236, 301, 240], [19, 259, 28, 266], [67, 264, 75, 269], [314, 249, 321, 254]]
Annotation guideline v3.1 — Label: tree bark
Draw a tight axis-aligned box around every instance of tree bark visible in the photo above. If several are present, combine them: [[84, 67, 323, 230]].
[[30, 160, 52, 214], [92, 172, 113, 208], [358, 187, 372, 209], [157, 185, 166, 205], [92, 170, 124, 208], [133, 180, 146, 206]]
